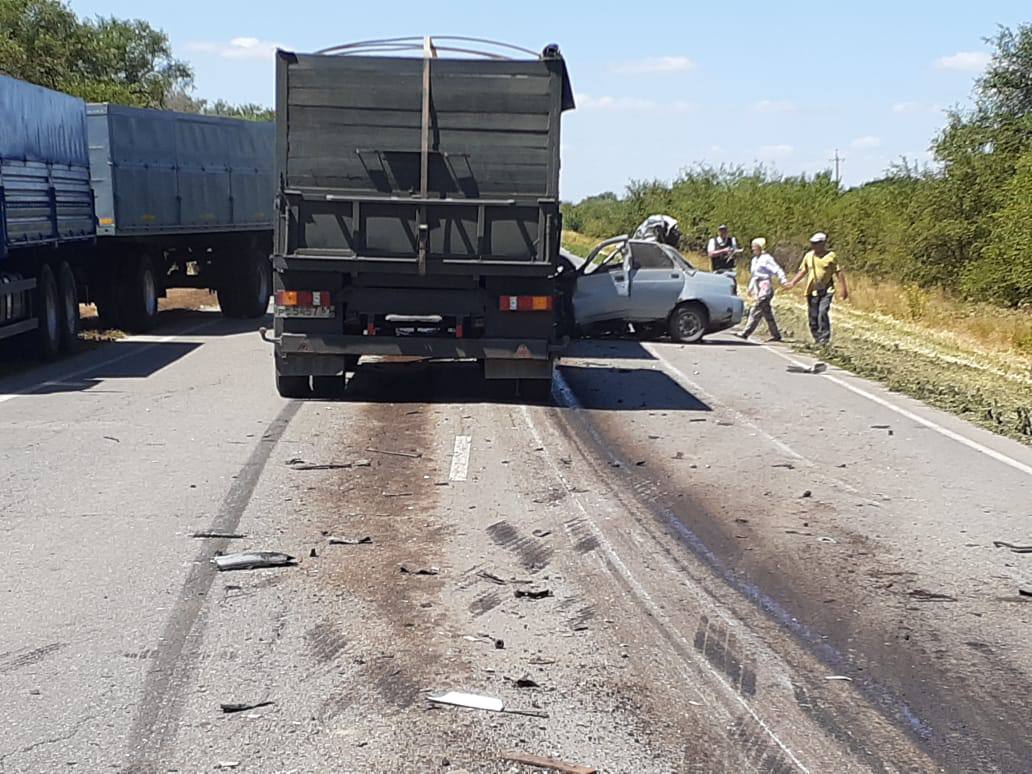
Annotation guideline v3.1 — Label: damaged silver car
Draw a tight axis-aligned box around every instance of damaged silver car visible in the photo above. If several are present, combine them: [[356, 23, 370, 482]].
[[560, 235, 744, 343]]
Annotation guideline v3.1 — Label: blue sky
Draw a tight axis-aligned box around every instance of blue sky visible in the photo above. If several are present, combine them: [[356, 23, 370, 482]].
[[70, 0, 1031, 201]]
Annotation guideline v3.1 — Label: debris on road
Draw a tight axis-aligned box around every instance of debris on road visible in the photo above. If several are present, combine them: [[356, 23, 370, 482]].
[[478, 570, 509, 585], [1018, 588, 1032, 598], [908, 589, 957, 602], [366, 447, 422, 459], [192, 531, 247, 539], [514, 587, 552, 600], [214, 762, 240, 770], [787, 362, 827, 374], [817, 536, 838, 544], [510, 675, 540, 689], [288, 462, 353, 471], [103, 435, 120, 443], [428, 691, 504, 712], [993, 540, 1032, 554], [532, 529, 552, 538], [772, 463, 795, 470], [220, 700, 273, 713], [213, 552, 295, 571], [825, 675, 853, 682], [399, 563, 440, 576], [382, 491, 414, 498], [501, 752, 597, 774], [328, 536, 373, 545], [801, 490, 813, 498]]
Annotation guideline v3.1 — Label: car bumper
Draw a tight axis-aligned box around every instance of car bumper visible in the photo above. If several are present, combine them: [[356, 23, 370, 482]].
[[706, 298, 745, 332]]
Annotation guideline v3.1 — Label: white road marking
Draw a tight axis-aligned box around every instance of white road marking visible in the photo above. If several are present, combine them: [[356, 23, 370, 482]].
[[0, 322, 218, 405], [760, 343, 1032, 479], [523, 385, 811, 773], [448, 435, 472, 481], [638, 342, 805, 461]]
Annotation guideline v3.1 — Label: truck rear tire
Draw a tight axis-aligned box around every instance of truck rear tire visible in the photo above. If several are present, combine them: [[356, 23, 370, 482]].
[[219, 251, 271, 319], [276, 369, 310, 399], [56, 261, 80, 352], [518, 378, 553, 403], [121, 255, 159, 332], [33, 265, 61, 360]]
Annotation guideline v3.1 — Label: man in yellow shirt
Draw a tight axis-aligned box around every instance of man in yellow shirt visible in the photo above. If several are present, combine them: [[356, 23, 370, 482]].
[[786, 232, 849, 344]]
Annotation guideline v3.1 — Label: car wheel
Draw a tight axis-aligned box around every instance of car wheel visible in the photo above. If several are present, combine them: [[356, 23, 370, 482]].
[[669, 303, 708, 343]]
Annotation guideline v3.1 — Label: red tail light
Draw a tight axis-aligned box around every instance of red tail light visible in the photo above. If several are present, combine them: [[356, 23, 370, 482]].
[[498, 295, 554, 312], [275, 290, 333, 307]]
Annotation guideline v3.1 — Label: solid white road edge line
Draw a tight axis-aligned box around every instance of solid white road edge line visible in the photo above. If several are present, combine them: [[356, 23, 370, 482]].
[[760, 342, 1032, 479], [526, 378, 811, 773], [448, 435, 471, 481], [0, 321, 218, 405]]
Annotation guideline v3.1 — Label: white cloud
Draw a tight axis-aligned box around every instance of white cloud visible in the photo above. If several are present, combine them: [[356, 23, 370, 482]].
[[851, 135, 881, 149], [934, 51, 991, 72], [185, 37, 284, 61], [576, 93, 657, 111], [753, 99, 797, 113], [757, 144, 795, 158], [613, 56, 696, 74]]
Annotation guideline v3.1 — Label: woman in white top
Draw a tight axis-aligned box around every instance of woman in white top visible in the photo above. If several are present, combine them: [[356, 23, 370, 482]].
[[737, 237, 787, 341]]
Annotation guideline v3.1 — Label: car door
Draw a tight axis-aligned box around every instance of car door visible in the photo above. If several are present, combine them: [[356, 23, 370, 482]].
[[626, 242, 685, 320], [572, 242, 632, 325]]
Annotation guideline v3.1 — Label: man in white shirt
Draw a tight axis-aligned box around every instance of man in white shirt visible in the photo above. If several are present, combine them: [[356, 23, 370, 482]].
[[737, 237, 787, 341], [707, 224, 739, 272]]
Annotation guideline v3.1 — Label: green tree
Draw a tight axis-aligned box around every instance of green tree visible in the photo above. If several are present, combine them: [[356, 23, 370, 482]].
[[0, 0, 192, 107]]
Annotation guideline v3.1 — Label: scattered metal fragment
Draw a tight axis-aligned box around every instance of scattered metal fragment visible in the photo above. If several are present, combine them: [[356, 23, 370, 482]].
[[477, 570, 508, 585], [399, 563, 440, 576], [993, 540, 1032, 554], [285, 457, 304, 465], [870, 424, 891, 430], [514, 587, 552, 600], [501, 752, 597, 774], [103, 436, 120, 443], [289, 463, 352, 471], [220, 700, 273, 713], [214, 762, 240, 770], [354, 459, 372, 467], [532, 529, 552, 538], [908, 589, 957, 602], [428, 691, 503, 712], [366, 447, 422, 459], [382, 491, 413, 497], [192, 531, 247, 539], [816, 536, 838, 544], [213, 552, 295, 572], [825, 675, 853, 682], [1019, 588, 1032, 598], [510, 675, 540, 689], [772, 463, 795, 470], [634, 460, 646, 466], [787, 362, 827, 374], [328, 536, 373, 545], [801, 490, 812, 498]]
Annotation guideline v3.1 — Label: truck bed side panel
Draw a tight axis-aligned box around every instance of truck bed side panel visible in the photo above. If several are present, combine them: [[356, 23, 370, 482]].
[[0, 75, 95, 259], [87, 103, 275, 237]]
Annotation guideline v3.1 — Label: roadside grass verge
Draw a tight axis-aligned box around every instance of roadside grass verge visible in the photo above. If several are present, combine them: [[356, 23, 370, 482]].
[[772, 297, 1032, 446]]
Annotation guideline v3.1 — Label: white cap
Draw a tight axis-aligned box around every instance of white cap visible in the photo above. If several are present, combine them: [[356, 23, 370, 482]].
[[751, 237, 766, 250], [809, 232, 828, 243]]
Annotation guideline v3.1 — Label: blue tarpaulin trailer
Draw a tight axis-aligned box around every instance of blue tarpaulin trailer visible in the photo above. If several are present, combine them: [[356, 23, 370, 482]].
[[1, 74, 276, 358]]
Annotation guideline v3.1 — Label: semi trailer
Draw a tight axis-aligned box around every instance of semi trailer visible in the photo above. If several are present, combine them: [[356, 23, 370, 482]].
[[266, 37, 575, 398], [0, 75, 275, 357]]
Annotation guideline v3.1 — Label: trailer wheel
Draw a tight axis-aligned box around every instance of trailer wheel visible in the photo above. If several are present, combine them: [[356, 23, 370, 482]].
[[219, 251, 271, 319], [56, 262, 80, 352], [275, 369, 310, 399], [121, 255, 159, 332], [33, 265, 61, 360]]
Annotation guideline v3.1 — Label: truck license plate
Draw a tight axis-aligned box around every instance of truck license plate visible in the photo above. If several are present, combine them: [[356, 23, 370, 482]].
[[276, 306, 336, 318]]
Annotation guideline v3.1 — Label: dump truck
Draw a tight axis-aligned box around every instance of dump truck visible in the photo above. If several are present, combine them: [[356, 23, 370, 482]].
[[266, 37, 575, 398], [0, 74, 275, 356]]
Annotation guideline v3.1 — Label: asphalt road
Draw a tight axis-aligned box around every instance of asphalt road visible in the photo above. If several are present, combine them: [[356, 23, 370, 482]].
[[2, 318, 1031, 773]]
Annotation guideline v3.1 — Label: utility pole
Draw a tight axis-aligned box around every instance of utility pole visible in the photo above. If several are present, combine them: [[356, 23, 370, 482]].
[[830, 149, 844, 184]]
